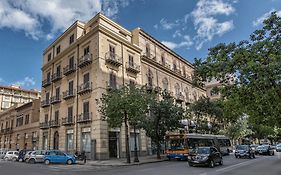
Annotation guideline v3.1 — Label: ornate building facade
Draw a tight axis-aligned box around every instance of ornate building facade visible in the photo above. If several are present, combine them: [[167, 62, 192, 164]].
[[39, 13, 205, 160]]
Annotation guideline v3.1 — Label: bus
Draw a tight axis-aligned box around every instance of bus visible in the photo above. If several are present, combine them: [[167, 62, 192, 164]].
[[165, 133, 232, 160]]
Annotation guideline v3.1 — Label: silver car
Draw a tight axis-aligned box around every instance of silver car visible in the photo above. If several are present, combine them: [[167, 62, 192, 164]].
[[27, 150, 46, 164], [23, 151, 33, 162]]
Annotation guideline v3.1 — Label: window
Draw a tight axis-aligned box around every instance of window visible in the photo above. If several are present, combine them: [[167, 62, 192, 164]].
[[54, 111, 59, 122], [68, 81, 74, 94], [162, 78, 169, 91], [56, 65, 61, 75], [129, 80, 135, 86], [69, 34, 74, 44], [146, 43, 150, 57], [48, 53, 52, 62], [182, 66, 186, 77], [161, 53, 165, 65], [109, 72, 117, 89], [16, 116, 24, 127], [25, 114, 29, 125], [185, 88, 190, 101], [47, 72, 51, 81], [173, 60, 177, 71], [175, 83, 180, 95], [69, 56, 74, 68], [44, 114, 48, 123], [83, 101, 89, 115], [66, 129, 74, 151], [45, 92, 50, 101], [83, 73, 89, 84], [128, 55, 134, 66], [147, 69, 153, 87], [55, 87, 60, 98], [109, 45, 115, 58], [84, 46, 89, 56], [56, 45, 61, 55], [68, 106, 73, 118]]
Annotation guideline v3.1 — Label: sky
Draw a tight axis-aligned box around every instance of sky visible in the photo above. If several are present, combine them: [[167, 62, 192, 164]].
[[0, 0, 280, 90]]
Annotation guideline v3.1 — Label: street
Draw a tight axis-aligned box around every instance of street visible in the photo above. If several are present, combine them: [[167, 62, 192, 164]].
[[1, 152, 281, 175]]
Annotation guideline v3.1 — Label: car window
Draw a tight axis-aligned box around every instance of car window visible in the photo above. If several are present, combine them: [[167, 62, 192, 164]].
[[56, 151, 65, 156], [8, 152, 12, 154], [49, 151, 56, 156]]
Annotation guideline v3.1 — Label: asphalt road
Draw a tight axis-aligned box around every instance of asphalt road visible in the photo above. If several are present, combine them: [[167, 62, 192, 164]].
[[1, 152, 281, 175]]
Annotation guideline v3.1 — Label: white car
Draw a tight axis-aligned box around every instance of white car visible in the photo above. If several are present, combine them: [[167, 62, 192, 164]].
[[4, 151, 19, 161], [0, 150, 7, 159]]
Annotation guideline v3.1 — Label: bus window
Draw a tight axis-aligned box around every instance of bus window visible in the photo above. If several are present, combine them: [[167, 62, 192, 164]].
[[167, 139, 185, 150]]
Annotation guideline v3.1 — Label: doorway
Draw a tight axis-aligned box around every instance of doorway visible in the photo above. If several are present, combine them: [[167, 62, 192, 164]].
[[53, 131, 59, 150]]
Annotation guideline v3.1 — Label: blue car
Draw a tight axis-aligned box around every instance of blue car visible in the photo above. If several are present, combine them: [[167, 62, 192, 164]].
[[43, 150, 76, 165]]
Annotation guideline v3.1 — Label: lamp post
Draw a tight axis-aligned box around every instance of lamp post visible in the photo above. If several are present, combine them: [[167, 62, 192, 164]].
[[133, 125, 139, 162]]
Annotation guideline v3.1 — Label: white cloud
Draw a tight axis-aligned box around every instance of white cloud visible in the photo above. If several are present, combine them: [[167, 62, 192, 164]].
[[162, 35, 193, 50], [0, 77, 4, 83], [173, 30, 182, 38], [0, 0, 131, 40], [191, 0, 235, 50], [13, 77, 36, 87], [253, 9, 281, 26], [158, 18, 180, 30]]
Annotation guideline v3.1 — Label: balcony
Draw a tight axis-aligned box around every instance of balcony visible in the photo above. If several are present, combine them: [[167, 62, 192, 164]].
[[175, 92, 185, 102], [39, 122, 49, 129], [106, 82, 118, 91], [50, 95, 61, 104], [105, 52, 122, 67], [63, 64, 76, 75], [126, 62, 140, 74], [78, 53, 92, 68], [49, 120, 60, 128], [0, 129, 4, 134], [41, 99, 50, 108], [4, 128, 13, 134], [51, 72, 62, 82], [62, 89, 76, 100], [62, 116, 75, 126], [77, 112, 92, 123], [78, 82, 92, 94], [42, 79, 51, 88]]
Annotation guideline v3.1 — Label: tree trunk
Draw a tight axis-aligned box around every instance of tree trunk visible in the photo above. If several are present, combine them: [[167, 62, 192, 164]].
[[124, 112, 131, 163], [133, 125, 139, 162], [156, 141, 161, 159]]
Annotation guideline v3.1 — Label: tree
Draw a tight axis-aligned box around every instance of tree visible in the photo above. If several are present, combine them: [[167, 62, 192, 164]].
[[141, 91, 184, 159], [99, 85, 148, 163], [193, 12, 281, 130]]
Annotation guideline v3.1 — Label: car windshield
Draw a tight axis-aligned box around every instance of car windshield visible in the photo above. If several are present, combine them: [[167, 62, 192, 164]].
[[258, 145, 268, 149], [236, 145, 249, 150], [15, 152, 19, 155], [196, 147, 210, 154]]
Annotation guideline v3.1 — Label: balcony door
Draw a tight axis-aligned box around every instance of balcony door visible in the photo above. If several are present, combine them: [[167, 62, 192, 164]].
[[83, 102, 89, 120], [53, 131, 59, 150]]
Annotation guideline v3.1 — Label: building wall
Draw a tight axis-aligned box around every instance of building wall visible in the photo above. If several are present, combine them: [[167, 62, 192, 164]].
[[39, 13, 206, 160], [0, 85, 40, 112], [0, 99, 40, 150]]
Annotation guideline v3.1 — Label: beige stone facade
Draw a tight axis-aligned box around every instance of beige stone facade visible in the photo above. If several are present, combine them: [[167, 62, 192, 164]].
[[0, 85, 40, 112], [39, 13, 206, 160], [0, 99, 40, 150]]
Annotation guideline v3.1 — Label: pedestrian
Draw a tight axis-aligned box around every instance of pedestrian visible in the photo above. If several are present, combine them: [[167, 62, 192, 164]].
[[81, 151, 86, 164]]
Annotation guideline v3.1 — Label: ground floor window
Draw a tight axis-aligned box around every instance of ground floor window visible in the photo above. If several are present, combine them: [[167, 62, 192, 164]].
[[81, 128, 91, 152], [43, 132, 48, 150], [66, 129, 74, 151], [130, 133, 140, 151]]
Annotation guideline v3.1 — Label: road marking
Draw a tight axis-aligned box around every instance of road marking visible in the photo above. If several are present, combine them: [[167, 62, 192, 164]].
[[216, 157, 268, 172]]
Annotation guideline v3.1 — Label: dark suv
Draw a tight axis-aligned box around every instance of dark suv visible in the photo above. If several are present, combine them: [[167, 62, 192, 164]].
[[235, 145, 255, 159], [188, 147, 223, 168]]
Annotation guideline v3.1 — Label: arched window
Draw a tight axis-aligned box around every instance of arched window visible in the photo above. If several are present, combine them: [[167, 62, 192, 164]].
[[175, 83, 180, 95], [147, 69, 153, 87], [146, 43, 150, 57], [162, 78, 169, 91]]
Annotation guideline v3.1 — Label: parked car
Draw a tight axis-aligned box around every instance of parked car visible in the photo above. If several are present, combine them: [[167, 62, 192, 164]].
[[43, 150, 76, 165], [276, 144, 281, 152], [235, 145, 255, 159], [18, 149, 33, 162], [256, 145, 274, 155], [4, 151, 19, 161], [187, 147, 223, 168], [0, 150, 7, 159], [250, 144, 259, 154], [23, 151, 33, 162], [27, 150, 46, 164]]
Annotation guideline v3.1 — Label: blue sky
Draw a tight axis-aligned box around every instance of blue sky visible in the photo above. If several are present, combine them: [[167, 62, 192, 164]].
[[0, 0, 280, 90]]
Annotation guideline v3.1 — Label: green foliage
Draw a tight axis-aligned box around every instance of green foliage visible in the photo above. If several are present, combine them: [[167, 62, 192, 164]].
[[193, 12, 281, 129], [141, 91, 184, 158], [99, 85, 148, 128]]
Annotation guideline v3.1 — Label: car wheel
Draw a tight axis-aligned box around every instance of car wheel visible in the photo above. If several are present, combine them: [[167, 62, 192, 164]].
[[4, 157, 8, 161], [188, 162, 193, 167], [253, 154, 255, 158], [12, 157, 17, 162], [235, 155, 238, 158], [67, 159, 73, 165], [209, 160, 215, 168], [44, 159, 50, 165], [219, 159, 223, 165], [29, 159, 35, 164]]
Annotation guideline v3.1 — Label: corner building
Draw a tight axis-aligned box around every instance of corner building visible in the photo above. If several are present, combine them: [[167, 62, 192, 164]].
[[39, 13, 205, 160]]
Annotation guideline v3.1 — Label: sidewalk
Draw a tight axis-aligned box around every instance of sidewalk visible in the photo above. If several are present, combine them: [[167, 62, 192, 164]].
[[77, 155, 168, 166]]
